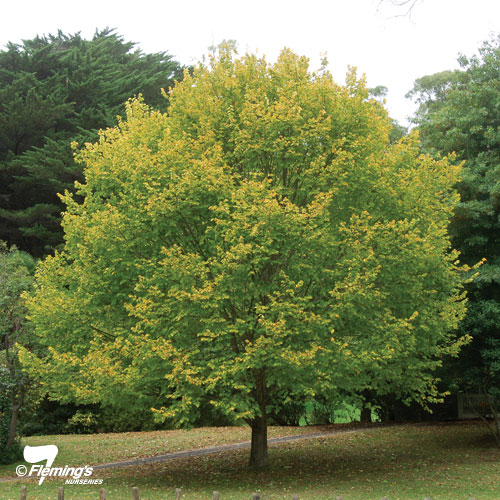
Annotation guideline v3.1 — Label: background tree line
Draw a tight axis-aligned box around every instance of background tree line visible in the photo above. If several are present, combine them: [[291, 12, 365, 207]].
[[408, 36, 500, 442], [0, 28, 185, 257]]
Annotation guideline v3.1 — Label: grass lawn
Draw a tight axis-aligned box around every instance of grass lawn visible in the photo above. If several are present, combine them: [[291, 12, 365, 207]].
[[0, 422, 498, 499]]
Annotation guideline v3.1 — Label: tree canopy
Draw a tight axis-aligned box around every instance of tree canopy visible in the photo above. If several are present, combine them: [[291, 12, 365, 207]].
[[25, 47, 468, 467], [409, 35, 500, 438], [0, 29, 185, 256], [409, 37, 500, 384]]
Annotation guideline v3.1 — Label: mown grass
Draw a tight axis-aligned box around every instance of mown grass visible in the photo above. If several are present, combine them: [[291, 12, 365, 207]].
[[0, 425, 318, 479], [1, 422, 499, 500]]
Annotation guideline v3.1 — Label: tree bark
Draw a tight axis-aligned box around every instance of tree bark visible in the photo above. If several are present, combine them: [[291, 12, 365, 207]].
[[249, 416, 268, 467], [360, 389, 373, 424], [360, 405, 372, 424], [6, 388, 24, 448]]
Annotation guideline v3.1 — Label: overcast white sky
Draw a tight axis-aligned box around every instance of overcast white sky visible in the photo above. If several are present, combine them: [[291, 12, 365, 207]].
[[1, 0, 499, 126]]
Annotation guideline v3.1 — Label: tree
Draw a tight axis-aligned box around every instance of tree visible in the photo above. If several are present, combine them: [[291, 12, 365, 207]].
[[25, 47, 467, 467], [408, 36, 500, 438], [377, 0, 422, 17], [0, 242, 36, 462], [0, 29, 185, 256]]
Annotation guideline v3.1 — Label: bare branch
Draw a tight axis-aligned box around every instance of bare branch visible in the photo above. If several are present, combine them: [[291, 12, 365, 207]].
[[377, 0, 422, 18]]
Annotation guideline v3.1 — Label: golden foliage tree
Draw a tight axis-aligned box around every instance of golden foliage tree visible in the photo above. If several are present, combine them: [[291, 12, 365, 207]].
[[25, 46, 467, 467]]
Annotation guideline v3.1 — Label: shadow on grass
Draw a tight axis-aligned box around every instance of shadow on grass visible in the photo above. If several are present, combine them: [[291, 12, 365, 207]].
[[97, 423, 499, 494], [5, 423, 499, 500]]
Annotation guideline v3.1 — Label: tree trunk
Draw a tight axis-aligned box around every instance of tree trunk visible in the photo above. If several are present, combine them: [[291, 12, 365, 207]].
[[360, 405, 372, 424], [6, 402, 21, 448], [6, 388, 24, 448], [249, 417, 268, 467], [360, 389, 373, 424]]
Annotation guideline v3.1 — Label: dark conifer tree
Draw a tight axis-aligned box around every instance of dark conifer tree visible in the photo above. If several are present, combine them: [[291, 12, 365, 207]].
[[0, 29, 185, 256]]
